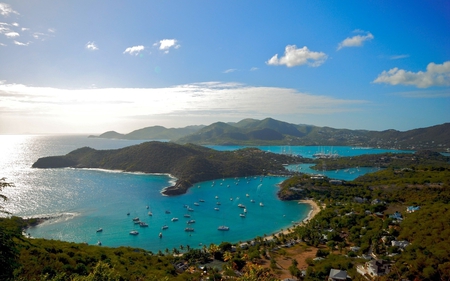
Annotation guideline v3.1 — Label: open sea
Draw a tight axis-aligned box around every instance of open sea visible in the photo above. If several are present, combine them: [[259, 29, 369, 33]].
[[0, 135, 412, 252]]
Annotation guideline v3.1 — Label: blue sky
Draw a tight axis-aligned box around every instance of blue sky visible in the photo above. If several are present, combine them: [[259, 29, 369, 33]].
[[0, 0, 449, 134]]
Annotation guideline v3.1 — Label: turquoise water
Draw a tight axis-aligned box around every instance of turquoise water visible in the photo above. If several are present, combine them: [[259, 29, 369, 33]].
[[286, 164, 382, 181], [0, 135, 410, 252]]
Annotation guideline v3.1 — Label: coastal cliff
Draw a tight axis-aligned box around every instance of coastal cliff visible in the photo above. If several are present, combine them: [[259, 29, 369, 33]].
[[32, 141, 300, 195]]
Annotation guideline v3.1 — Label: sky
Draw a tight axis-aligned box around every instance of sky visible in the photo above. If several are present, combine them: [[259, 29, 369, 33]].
[[0, 0, 449, 134]]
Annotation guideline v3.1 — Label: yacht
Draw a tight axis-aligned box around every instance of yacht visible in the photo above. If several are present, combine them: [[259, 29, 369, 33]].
[[216, 202, 221, 205], [161, 225, 169, 230], [214, 207, 220, 211], [250, 199, 255, 203], [97, 240, 102, 246], [185, 227, 194, 232], [238, 204, 245, 208], [218, 226, 229, 231], [159, 232, 162, 238], [260, 202, 264, 207], [129, 230, 139, 235], [148, 211, 153, 216], [199, 199, 205, 202], [139, 222, 148, 227], [240, 213, 246, 218], [132, 217, 139, 221], [183, 214, 191, 218], [194, 202, 200, 206], [171, 217, 179, 222], [187, 219, 196, 224], [187, 207, 194, 212]]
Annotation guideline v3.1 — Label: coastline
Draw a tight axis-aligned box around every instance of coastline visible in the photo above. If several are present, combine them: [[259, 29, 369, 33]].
[[264, 199, 320, 241]]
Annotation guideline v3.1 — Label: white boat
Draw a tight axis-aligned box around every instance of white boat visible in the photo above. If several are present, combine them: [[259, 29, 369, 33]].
[[194, 202, 199, 206], [214, 208, 219, 211], [97, 240, 102, 246], [161, 225, 169, 230], [183, 214, 191, 218], [129, 230, 139, 235], [132, 217, 139, 221], [199, 199, 205, 202], [215, 196, 219, 199], [244, 208, 247, 213], [134, 220, 141, 224], [260, 202, 264, 207], [240, 213, 246, 218], [96, 228, 103, 232], [188, 207, 194, 211], [148, 211, 153, 216], [250, 199, 255, 203], [187, 220, 195, 224], [139, 222, 148, 227], [230, 197, 233, 201], [216, 202, 221, 205], [218, 226, 229, 231], [238, 204, 245, 208], [246, 194, 249, 197], [185, 227, 194, 232], [159, 232, 162, 238], [171, 218, 179, 222]]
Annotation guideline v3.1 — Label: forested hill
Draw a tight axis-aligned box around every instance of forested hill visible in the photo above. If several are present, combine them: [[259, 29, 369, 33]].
[[175, 118, 450, 151], [89, 125, 204, 140], [32, 141, 299, 195], [91, 118, 450, 152]]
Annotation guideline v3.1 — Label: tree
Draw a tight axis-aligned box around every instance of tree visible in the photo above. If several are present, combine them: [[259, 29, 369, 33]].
[[0, 178, 19, 281]]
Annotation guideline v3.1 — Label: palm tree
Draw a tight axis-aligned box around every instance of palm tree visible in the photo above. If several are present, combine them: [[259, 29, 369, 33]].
[[223, 251, 233, 262]]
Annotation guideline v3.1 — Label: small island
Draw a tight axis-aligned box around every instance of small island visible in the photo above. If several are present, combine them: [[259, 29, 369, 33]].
[[32, 141, 301, 196]]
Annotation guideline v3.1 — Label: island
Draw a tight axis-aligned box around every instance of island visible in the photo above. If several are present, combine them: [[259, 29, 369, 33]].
[[32, 141, 301, 195]]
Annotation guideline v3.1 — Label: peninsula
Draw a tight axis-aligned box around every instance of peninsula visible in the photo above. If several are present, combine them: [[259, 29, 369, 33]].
[[32, 141, 300, 195]]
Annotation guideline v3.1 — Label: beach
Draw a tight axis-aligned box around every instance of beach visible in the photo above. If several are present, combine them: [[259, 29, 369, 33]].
[[264, 199, 321, 241]]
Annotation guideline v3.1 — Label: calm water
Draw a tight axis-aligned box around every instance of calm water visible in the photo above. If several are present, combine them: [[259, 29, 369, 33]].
[[0, 135, 410, 252]]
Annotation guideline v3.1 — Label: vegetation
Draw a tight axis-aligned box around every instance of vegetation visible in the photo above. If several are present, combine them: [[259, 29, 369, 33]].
[[93, 117, 450, 151], [2, 149, 450, 280], [32, 142, 299, 195]]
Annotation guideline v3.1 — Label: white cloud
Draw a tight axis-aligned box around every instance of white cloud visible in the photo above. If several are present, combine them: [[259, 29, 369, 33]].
[[4, 31, 19, 37], [13, 40, 28, 46], [223, 69, 237, 74], [389, 54, 409, 60], [373, 61, 450, 88], [0, 3, 19, 16], [250, 67, 258, 71], [266, 45, 327, 67], [337, 31, 374, 50], [0, 81, 367, 133], [154, 39, 180, 53], [85, 41, 98, 51], [123, 45, 144, 55]]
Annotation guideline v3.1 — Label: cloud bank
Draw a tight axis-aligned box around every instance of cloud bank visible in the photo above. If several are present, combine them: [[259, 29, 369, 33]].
[[0, 82, 367, 133], [266, 45, 327, 67], [374, 61, 450, 88]]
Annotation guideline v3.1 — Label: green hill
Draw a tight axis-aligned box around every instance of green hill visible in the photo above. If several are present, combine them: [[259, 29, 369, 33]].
[[32, 141, 299, 195]]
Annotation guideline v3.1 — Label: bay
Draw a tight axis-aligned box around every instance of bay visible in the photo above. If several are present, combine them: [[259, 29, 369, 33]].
[[0, 135, 410, 252]]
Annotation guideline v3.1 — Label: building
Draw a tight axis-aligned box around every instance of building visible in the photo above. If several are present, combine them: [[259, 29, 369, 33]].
[[328, 269, 349, 280], [357, 260, 390, 279]]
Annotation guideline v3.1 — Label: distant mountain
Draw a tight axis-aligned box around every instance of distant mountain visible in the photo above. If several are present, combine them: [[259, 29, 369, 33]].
[[91, 118, 450, 152], [175, 118, 450, 152], [90, 125, 204, 140], [32, 142, 299, 195]]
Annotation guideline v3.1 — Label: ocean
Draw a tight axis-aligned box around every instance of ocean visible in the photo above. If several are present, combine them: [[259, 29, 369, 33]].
[[0, 135, 411, 252]]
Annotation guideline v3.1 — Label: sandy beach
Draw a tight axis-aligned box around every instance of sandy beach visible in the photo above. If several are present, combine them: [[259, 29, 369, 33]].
[[264, 199, 321, 240]]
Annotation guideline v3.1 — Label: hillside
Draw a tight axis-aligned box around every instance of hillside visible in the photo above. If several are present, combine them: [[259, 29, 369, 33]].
[[32, 141, 299, 195], [89, 125, 204, 140], [176, 118, 450, 151], [91, 118, 450, 151]]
